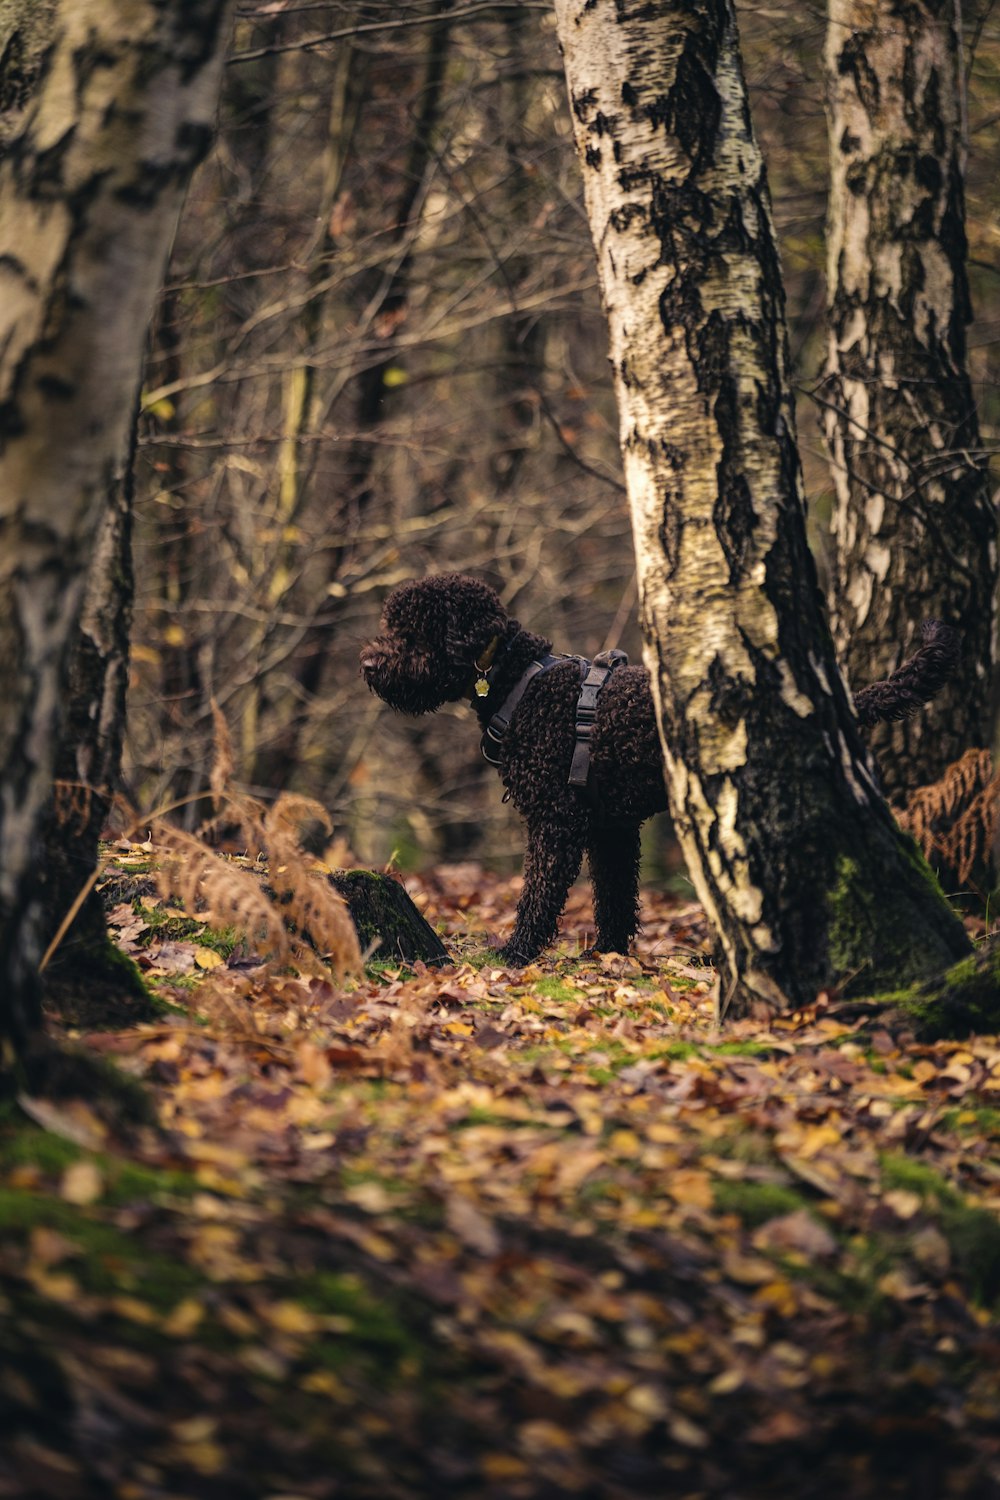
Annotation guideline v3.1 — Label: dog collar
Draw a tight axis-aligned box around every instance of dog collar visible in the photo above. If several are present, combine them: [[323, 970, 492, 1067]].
[[469, 634, 502, 701]]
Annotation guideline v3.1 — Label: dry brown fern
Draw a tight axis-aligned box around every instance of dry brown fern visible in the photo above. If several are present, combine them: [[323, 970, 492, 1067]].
[[149, 703, 362, 977], [898, 748, 999, 887], [263, 794, 362, 978], [153, 821, 290, 961]]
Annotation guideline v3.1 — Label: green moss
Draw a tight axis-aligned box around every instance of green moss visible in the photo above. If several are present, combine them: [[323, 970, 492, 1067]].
[[0, 1189, 203, 1305], [533, 978, 581, 1004], [859, 942, 1000, 1042], [881, 1154, 952, 1199], [367, 958, 416, 980], [710, 1131, 781, 1166], [43, 930, 161, 1028], [135, 905, 241, 959], [825, 841, 970, 999], [937, 1105, 1000, 1135], [881, 1153, 1000, 1305], [300, 1272, 419, 1363], [0, 1125, 199, 1205], [0, 1125, 82, 1176], [708, 1040, 774, 1058], [714, 1179, 810, 1227], [650, 1040, 699, 1061]]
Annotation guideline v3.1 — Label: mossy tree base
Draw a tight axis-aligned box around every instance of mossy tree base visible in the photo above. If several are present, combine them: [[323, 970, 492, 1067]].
[[12, 1035, 154, 1127], [836, 937, 1000, 1042], [330, 870, 450, 966], [42, 920, 161, 1031]]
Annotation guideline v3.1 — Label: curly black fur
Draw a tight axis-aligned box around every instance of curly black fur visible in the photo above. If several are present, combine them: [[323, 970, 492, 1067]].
[[361, 575, 960, 965]]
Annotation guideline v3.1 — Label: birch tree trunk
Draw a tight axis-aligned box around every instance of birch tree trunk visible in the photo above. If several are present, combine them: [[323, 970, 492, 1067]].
[[0, 0, 232, 1082], [36, 422, 145, 1021], [553, 0, 970, 1016], [823, 0, 996, 797]]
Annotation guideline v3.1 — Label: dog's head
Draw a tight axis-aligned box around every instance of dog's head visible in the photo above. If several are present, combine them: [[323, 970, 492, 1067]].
[[360, 573, 508, 714]]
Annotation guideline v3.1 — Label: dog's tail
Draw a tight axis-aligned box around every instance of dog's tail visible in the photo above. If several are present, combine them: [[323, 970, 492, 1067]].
[[853, 620, 961, 729]]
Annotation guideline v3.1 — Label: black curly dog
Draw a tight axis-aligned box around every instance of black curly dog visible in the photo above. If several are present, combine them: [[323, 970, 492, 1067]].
[[360, 574, 958, 965]]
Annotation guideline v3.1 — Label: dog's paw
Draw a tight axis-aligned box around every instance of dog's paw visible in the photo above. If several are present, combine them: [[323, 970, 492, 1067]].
[[493, 944, 534, 968]]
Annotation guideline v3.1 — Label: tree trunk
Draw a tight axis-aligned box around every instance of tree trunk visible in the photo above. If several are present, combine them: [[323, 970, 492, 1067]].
[[552, 0, 970, 1017], [0, 0, 233, 1085], [36, 418, 153, 1022], [822, 0, 996, 798]]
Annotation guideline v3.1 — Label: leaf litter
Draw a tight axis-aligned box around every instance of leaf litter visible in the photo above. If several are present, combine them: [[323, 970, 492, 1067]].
[[3, 855, 1000, 1497]]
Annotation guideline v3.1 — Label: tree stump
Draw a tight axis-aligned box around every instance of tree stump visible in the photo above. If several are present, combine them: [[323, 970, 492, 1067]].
[[329, 871, 450, 966]]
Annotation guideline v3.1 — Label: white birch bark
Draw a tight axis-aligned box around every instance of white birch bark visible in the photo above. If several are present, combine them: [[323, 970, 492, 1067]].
[[0, 0, 233, 1054], [824, 0, 996, 796], [553, 0, 970, 1014]]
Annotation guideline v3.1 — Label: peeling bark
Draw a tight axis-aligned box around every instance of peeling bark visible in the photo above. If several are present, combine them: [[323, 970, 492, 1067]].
[[553, 0, 970, 1017], [823, 0, 996, 796], [0, 0, 233, 1082]]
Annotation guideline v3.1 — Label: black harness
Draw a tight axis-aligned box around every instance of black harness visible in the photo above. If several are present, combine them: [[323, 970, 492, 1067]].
[[479, 648, 629, 795]]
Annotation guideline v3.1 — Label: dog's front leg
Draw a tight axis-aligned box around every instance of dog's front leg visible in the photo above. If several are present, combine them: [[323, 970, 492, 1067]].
[[589, 822, 641, 954], [495, 817, 585, 965]]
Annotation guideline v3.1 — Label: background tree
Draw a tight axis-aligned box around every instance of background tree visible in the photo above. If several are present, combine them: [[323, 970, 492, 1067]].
[[121, 1, 1000, 884], [552, 0, 970, 1014], [822, 0, 997, 799], [0, 0, 233, 1082]]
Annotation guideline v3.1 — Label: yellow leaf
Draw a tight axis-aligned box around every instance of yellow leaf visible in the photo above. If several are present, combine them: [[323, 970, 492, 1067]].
[[29, 1269, 79, 1302], [669, 1168, 714, 1209], [111, 1296, 158, 1326], [753, 1279, 798, 1317], [163, 1298, 204, 1337], [382, 366, 408, 388], [60, 1161, 103, 1205], [177, 1441, 224, 1475], [518, 1420, 574, 1454], [171, 1416, 218, 1443], [482, 1454, 530, 1481], [798, 1123, 842, 1158], [608, 1129, 642, 1157], [625, 1383, 669, 1419], [163, 623, 186, 647], [194, 947, 224, 970], [144, 395, 176, 421], [266, 1300, 321, 1335], [300, 1369, 351, 1400]]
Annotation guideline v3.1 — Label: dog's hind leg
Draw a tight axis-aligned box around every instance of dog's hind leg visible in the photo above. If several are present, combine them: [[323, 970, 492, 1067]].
[[589, 822, 641, 955], [496, 818, 586, 965]]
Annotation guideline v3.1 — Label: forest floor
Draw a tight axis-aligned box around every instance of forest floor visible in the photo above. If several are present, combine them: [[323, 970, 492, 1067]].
[[3, 854, 1000, 1499]]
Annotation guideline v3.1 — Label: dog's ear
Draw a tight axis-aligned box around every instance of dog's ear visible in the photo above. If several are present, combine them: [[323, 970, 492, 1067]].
[[440, 577, 506, 662]]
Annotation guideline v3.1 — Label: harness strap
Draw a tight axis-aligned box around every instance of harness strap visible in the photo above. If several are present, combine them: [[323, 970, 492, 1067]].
[[480, 653, 568, 767], [567, 649, 628, 789], [480, 646, 629, 800]]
